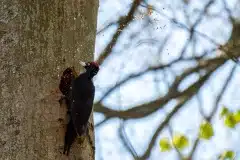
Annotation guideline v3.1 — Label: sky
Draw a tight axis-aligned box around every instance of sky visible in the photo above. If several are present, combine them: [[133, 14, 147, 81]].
[[93, 0, 240, 159]]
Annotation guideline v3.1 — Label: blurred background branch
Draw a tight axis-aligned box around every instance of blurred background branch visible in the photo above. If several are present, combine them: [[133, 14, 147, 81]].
[[94, 0, 240, 159]]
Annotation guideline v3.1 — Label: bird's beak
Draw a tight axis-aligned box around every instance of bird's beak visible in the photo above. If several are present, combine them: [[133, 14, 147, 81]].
[[79, 61, 86, 67]]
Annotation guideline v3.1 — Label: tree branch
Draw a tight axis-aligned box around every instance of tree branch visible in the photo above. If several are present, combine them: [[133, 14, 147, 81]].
[[94, 57, 226, 121], [187, 64, 237, 159], [97, 0, 143, 65]]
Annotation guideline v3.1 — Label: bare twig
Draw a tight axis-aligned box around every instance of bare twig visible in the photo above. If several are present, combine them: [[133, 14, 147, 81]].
[[138, 65, 219, 160], [119, 121, 139, 159], [188, 64, 237, 159], [94, 57, 226, 121], [97, 0, 143, 65]]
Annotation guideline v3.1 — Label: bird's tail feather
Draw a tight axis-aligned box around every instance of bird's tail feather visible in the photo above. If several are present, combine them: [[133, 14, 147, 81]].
[[63, 119, 77, 156]]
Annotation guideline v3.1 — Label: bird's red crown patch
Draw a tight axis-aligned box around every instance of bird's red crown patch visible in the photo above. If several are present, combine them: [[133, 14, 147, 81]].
[[90, 62, 99, 68]]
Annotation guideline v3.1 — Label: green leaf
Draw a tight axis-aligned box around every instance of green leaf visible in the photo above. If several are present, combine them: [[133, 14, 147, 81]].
[[233, 110, 240, 123], [224, 113, 236, 128], [159, 137, 172, 152], [220, 150, 235, 160], [220, 107, 229, 118], [199, 121, 214, 140], [172, 133, 189, 150]]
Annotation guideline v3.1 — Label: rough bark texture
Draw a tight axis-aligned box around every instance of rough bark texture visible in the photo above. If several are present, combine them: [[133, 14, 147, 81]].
[[0, 0, 99, 159]]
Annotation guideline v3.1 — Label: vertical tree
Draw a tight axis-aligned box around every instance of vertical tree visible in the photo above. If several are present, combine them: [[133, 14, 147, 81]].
[[0, 0, 98, 159]]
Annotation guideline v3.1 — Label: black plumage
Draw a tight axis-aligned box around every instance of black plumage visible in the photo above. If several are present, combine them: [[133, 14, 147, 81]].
[[59, 62, 99, 156], [63, 119, 77, 155]]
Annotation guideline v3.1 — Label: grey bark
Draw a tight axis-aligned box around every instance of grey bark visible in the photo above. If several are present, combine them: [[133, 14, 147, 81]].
[[0, 0, 99, 159]]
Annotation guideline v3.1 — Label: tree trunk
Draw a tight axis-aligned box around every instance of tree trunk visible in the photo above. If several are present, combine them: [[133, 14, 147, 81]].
[[0, 0, 99, 159]]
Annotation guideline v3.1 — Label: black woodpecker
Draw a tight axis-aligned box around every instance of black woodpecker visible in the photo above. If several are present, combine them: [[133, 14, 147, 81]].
[[60, 61, 100, 156]]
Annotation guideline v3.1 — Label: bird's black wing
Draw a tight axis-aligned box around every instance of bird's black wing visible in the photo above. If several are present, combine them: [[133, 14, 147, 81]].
[[70, 78, 95, 136]]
